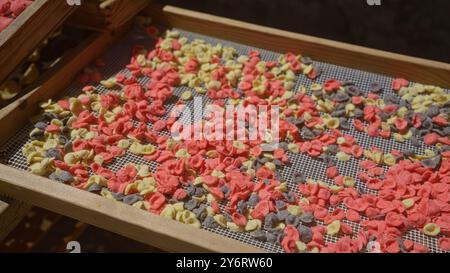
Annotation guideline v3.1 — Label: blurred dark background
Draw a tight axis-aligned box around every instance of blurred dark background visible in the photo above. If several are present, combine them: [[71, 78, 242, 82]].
[[154, 0, 450, 63]]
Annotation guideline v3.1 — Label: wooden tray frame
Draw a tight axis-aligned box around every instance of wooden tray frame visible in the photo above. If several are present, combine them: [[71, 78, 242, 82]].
[[0, 4, 450, 253], [0, 0, 77, 85], [67, 0, 151, 31]]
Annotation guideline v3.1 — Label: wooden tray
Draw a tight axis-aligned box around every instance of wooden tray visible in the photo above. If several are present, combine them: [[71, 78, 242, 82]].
[[0, 4, 449, 253], [0, 0, 77, 86], [67, 0, 151, 31]]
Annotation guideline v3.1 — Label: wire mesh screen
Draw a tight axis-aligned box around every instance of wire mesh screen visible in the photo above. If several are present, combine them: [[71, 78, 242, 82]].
[[0, 26, 448, 253]]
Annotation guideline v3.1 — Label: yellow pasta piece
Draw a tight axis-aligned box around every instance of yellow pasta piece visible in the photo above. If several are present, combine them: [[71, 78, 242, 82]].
[[84, 175, 107, 190], [310, 83, 322, 92], [275, 222, 286, 230], [383, 153, 397, 166], [288, 143, 300, 154], [302, 64, 312, 75], [175, 148, 190, 158], [100, 78, 117, 89], [100, 188, 115, 200], [179, 210, 195, 224], [124, 181, 139, 195], [245, 219, 262, 232], [211, 170, 225, 179], [206, 206, 215, 216], [180, 90, 193, 101], [295, 241, 307, 253], [175, 210, 184, 222], [423, 223, 440, 236], [327, 220, 341, 236], [0, 80, 20, 100], [117, 139, 130, 149], [94, 155, 104, 165], [137, 177, 156, 195], [129, 142, 156, 155], [325, 117, 340, 129], [43, 139, 59, 150], [264, 162, 276, 172], [227, 222, 244, 232], [402, 198, 415, 209], [21, 63, 40, 85], [213, 214, 227, 228], [309, 247, 320, 253], [287, 205, 303, 216], [69, 98, 83, 115], [26, 151, 44, 164], [206, 193, 216, 203], [173, 202, 185, 212], [160, 205, 176, 219], [345, 103, 355, 115], [63, 150, 92, 165], [329, 185, 344, 194], [336, 151, 351, 162], [336, 137, 346, 145], [30, 158, 53, 176], [192, 195, 206, 203], [343, 176, 355, 188], [133, 201, 150, 210], [275, 182, 288, 192]]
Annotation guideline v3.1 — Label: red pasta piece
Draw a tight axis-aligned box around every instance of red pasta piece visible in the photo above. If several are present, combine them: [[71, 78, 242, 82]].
[[45, 124, 60, 133], [392, 78, 409, 91], [326, 166, 339, 179], [341, 222, 353, 235], [250, 200, 270, 220], [432, 115, 448, 126], [148, 192, 166, 211], [313, 206, 328, 220], [384, 238, 400, 253], [209, 186, 224, 201], [438, 238, 450, 251], [173, 188, 187, 200], [424, 133, 439, 145], [346, 209, 361, 222], [232, 212, 248, 227]]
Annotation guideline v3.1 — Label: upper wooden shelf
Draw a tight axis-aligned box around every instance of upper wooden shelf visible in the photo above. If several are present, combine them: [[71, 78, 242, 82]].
[[0, 0, 77, 86], [67, 0, 151, 31]]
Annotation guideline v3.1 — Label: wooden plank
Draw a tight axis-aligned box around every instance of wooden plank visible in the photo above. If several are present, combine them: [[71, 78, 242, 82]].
[[148, 5, 450, 89], [68, 0, 151, 31], [0, 106, 32, 243], [0, 165, 263, 253], [0, 0, 77, 85], [0, 198, 32, 242]]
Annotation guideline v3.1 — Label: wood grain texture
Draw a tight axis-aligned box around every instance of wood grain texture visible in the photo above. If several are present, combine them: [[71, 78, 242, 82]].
[[148, 6, 450, 89], [0, 107, 31, 243], [0, 198, 32, 242], [0, 0, 77, 85], [68, 0, 151, 31], [0, 165, 263, 253]]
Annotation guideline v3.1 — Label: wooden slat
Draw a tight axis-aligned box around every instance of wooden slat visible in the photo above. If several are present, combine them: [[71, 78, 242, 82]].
[[147, 5, 450, 89], [0, 198, 32, 242], [68, 0, 151, 31], [0, 0, 77, 85], [0, 165, 263, 253], [0, 106, 31, 243]]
